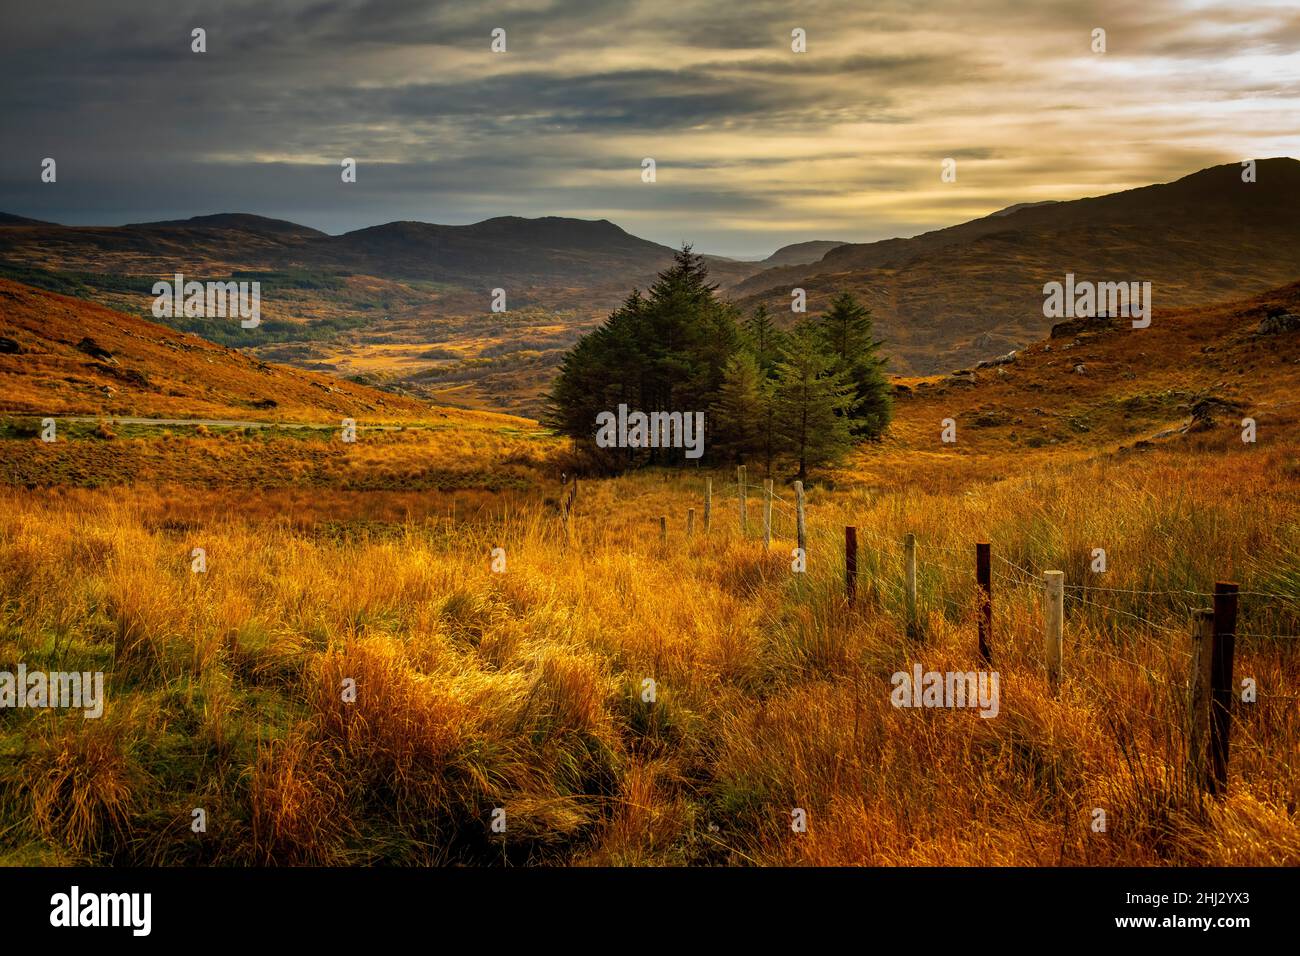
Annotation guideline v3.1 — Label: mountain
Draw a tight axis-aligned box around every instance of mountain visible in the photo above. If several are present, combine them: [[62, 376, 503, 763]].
[[760, 239, 849, 267], [731, 158, 1300, 374], [5, 159, 1298, 416], [323, 216, 692, 285], [0, 212, 760, 288], [0, 212, 333, 275], [123, 212, 328, 239]]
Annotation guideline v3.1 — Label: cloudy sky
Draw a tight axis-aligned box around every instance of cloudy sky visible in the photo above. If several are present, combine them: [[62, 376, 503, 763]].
[[1, 0, 1297, 257]]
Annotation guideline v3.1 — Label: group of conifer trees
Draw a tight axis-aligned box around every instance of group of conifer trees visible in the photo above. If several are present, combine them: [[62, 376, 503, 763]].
[[545, 245, 891, 479]]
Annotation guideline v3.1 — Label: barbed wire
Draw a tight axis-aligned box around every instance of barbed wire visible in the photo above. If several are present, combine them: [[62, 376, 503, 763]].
[[1086, 643, 1178, 686], [652, 497, 1300, 642]]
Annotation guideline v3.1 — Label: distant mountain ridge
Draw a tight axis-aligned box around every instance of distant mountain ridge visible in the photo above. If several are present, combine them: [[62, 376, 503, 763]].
[[0, 211, 760, 288], [731, 158, 1300, 374], [760, 239, 850, 268], [122, 213, 328, 239], [5, 158, 1299, 397]]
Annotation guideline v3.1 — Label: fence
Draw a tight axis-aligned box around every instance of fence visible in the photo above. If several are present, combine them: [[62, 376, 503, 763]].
[[600, 473, 1299, 802], [838, 523, 1297, 800]]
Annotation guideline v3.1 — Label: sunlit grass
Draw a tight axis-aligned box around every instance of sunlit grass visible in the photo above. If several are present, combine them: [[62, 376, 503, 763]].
[[0, 433, 1295, 865]]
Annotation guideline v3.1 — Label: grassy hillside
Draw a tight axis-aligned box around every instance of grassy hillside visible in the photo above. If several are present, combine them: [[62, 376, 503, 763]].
[[0, 278, 449, 422]]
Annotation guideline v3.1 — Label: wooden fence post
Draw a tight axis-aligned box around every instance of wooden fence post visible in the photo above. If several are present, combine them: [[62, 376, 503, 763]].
[[1209, 582, 1239, 798], [1187, 608, 1214, 795], [659, 515, 667, 544], [738, 465, 747, 534], [704, 478, 712, 532], [904, 533, 917, 637], [687, 508, 695, 538], [763, 479, 773, 549], [845, 527, 858, 607], [976, 542, 992, 665], [1044, 570, 1064, 691], [794, 481, 806, 556]]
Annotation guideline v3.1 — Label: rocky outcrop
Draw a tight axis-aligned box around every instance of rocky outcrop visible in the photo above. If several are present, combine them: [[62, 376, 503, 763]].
[[76, 337, 115, 361], [975, 349, 1017, 369], [1049, 315, 1116, 339], [1258, 308, 1300, 335]]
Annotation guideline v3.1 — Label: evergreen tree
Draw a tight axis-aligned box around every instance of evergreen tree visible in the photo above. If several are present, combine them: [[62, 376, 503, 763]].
[[742, 303, 788, 376], [545, 289, 645, 464], [815, 291, 893, 438], [545, 245, 740, 466], [709, 351, 764, 464], [772, 324, 856, 481]]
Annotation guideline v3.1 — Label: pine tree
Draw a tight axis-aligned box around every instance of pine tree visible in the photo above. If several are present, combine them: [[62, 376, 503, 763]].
[[709, 351, 764, 464], [815, 291, 893, 438], [772, 323, 855, 481], [742, 303, 788, 375], [546, 245, 740, 468]]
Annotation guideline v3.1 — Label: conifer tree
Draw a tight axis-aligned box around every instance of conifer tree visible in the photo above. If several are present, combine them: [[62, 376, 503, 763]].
[[772, 323, 856, 481], [742, 303, 788, 375], [815, 291, 892, 438], [709, 350, 764, 464]]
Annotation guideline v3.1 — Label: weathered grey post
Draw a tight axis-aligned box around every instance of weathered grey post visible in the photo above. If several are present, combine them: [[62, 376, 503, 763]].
[[687, 508, 695, 538], [659, 515, 667, 544], [794, 481, 806, 555], [1044, 570, 1064, 691], [762, 479, 773, 549]]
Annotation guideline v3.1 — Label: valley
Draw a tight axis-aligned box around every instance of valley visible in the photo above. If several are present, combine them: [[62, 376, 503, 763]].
[[5, 159, 1295, 420], [1, 267, 1297, 866]]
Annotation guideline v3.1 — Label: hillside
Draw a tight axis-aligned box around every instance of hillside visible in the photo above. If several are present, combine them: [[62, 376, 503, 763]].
[[0, 277, 507, 425], [733, 158, 1300, 375], [850, 279, 1300, 487]]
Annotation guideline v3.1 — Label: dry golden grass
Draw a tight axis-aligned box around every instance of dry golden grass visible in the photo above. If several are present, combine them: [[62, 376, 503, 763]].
[[1, 273, 1296, 865], [0, 429, 1295, 866]]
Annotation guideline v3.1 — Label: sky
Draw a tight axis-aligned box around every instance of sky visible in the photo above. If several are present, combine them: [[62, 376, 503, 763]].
[[1, 0, 1298, 258]]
